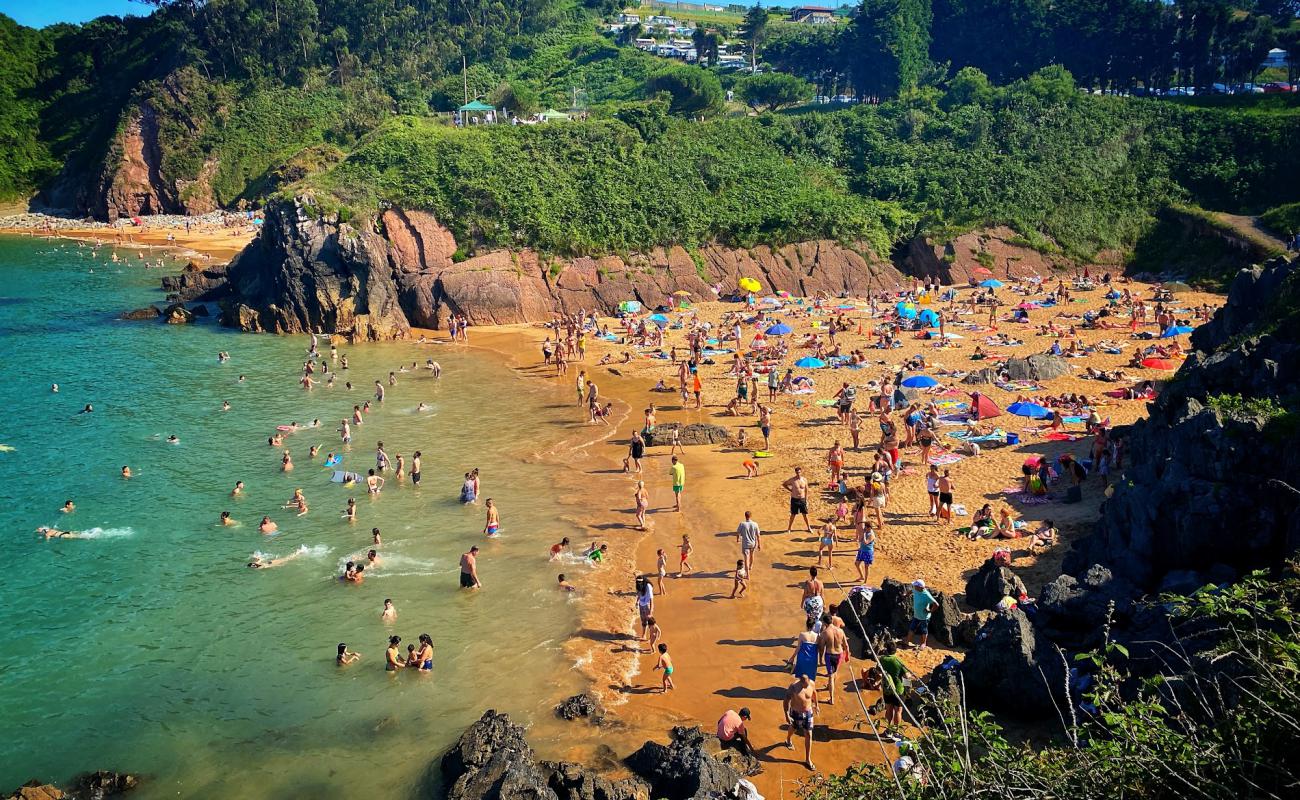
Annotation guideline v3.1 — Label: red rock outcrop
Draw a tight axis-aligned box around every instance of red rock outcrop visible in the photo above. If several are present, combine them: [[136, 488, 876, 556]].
[[97, 105, 170, 222], [902, 225, 1074, 285], [215, 201, 909, 340]]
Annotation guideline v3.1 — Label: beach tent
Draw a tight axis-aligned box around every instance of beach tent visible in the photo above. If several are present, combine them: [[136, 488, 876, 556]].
[[1007, 401, 1051, 418], [1142, 357, 1178, 370], [979, 279, 1004, 288], [738, 277, 762, 293], [618, 300, 642, 313], [901, 375, 939, 388], [540, 108, 570, 121], [895, 301, 918, 319], [794, 357, 826, 368], [457, 99, 495, 123], [918, 309, 941, 327], [1161, 325, 1193, 337], [969, 393, 1003, 419], [765, 323, 792, 336]]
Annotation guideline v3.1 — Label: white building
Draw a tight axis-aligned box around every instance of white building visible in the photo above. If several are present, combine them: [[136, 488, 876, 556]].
[[618, 13, 641, 24]]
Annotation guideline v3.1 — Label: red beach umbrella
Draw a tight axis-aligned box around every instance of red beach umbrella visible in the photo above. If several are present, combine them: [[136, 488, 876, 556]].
[[1141, 357, 1178, 370], [971, 266, 993, 276]]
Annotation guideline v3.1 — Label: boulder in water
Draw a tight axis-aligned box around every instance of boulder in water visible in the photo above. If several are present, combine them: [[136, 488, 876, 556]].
[[119, 306, 161, 321], [442, 710, 556, 800], [554, 693, 600, 722], [162, 303, 193, 324]]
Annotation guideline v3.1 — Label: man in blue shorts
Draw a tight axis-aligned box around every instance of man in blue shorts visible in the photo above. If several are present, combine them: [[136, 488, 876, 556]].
[[906, 579, 938, 650]]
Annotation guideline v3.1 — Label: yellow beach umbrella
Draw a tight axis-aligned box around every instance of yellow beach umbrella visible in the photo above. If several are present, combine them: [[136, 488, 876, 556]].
[[738, 277, 761, 293]]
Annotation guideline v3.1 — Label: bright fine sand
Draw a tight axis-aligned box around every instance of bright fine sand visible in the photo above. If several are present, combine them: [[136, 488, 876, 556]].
[[489, 278, 1223, 798], [2, 222, 255, 262]]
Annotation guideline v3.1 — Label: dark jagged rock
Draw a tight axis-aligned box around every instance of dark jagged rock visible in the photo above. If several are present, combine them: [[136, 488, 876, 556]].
[[964, 559, 1028, 611], [442, 710, 555, 800], [190, 304, 209, 317], [864, 578, 911, 633], [955, 609, 996, 648], [161, 262, 230, 303], [69, 772, 139, 799], [541, 761, 650, 800], [1038, 564, 1136, 637], [119, 306, 161, 321], [162, 303, 193, 324], [960, 610, 1067, 718], [644, 423, 730, 448], [961, 368, 999, 385], [554, 693, 600, 722], [624, 726, 741, 800], [1004, 354, 1071, 382], [1062, 256, 1300, 588], [929, 591, 966, 648]]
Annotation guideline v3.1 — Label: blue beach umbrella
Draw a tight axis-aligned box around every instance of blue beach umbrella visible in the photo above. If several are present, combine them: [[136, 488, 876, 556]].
[[980, 279, 1004, 288], [765, 323, 792, 336], [1161, 325, 1193, 338], [918, 309, 940, 327], [1007, 401, 1051, 418], [648, 313, 669, 327], [794, 357, 827, 368], [901, 375, 939, 389]]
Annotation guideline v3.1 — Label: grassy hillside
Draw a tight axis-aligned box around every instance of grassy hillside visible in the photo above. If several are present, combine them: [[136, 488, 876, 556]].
[[297, 66, 1300, 264]]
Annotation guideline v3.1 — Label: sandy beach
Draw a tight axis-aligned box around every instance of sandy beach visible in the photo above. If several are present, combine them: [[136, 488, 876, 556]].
[[485, 276, 1222, 797], [0, 218, 255, 263], [31, 218, 1224, 794]]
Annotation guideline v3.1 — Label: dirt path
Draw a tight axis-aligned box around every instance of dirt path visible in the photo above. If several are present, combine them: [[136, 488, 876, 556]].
[[1211, 212, 1289, 256]]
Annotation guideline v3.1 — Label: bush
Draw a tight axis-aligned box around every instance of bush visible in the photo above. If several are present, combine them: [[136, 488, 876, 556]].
[[736, 72, 814, 112], [644, 65, 724, 118]]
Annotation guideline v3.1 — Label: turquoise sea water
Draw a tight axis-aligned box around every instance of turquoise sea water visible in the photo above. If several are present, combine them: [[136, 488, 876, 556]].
[[0, 236, 594, 796]]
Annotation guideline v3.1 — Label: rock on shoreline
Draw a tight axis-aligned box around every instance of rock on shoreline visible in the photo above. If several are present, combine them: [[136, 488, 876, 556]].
[[442, 711, 758, 800], [4, 771, 138, 800]]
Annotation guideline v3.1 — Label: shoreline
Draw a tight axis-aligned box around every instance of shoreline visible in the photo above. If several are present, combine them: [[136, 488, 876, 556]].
[[13, 225, 1227, 792], [0, 221, 255, 264]]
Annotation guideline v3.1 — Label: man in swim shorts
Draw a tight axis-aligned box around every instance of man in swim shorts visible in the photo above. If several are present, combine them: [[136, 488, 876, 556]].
[[669, 455, 685, 512], [460, 546, 481, 589], [782, 467, 811, 532], [411, 451, 422, 486], [736, 510, 761, 573], [817, 612, 848, 705], [783, 673, 819, 770]]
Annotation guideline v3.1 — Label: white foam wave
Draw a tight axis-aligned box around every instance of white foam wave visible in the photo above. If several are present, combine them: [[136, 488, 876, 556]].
[[77, 527, 134, 539]]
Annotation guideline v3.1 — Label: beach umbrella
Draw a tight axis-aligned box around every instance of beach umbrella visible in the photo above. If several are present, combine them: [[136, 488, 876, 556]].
[[778, 290, 792, 299], [648, 313, 670, 327], [618, 300, 642, 313], [672, 290, 692, 296], [918, 309, 940, 327], [1007, 401, 1051, 418], [901, 375, 939, 389], [1161, 325, 1193, 337], [1141, 357, 1178, 370], [1016, 302, 1040, 310], [739, 277, 762, 293], [972, 266, 993, 276], [794, 357, 826, 368], [765, 323, 792, 336], [979, 279, 1004, 288], [1163, 282, 1191, 294]]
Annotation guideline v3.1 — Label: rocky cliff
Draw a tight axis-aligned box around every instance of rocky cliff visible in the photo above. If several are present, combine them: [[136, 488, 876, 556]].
[[209, 199, 908, 339], [900, 225, 1104, 285]]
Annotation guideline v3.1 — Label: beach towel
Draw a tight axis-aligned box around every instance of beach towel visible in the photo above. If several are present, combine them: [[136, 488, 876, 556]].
[[1044, 432, 1083, 442], [929, 452, 965, 466]]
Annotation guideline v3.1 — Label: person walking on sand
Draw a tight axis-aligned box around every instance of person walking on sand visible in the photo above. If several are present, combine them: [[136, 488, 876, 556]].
[[854, 522, 876, 584], [801, 566, 825, 618], [729, 559, 749, 598], [783, 466, 811, 532], [678, 534, 694, 577], [937, 469, 955, 524], [654, 643, 675, 692], [636, 576, 655, 639], [817, 519, 836, 569], [783, 673, 818, 770], [656, 548, 668, 595], [827, 440, 846, 489], [817, 612, 848, 705], [669, 455, 685, 512], [758, 404, 773, 450], [459, 546, 481, 589], [633, 481, 650, 530], [736, 510, 761, 574]]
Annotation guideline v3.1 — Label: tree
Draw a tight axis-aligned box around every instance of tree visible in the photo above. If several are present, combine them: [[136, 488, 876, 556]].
[[692, 27, 722, 67], [846, 0, 934, 98], [741, 4, 770, 71], [737, 71, 814, 110], [942, 65, 993, 108], [644, 65, 725, 117]]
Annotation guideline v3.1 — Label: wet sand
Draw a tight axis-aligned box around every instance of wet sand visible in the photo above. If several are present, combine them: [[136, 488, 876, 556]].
[[0, 223, 254, 262]]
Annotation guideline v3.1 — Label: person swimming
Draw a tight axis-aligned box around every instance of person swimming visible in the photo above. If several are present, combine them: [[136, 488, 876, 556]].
[[37, 526, 85, 539]]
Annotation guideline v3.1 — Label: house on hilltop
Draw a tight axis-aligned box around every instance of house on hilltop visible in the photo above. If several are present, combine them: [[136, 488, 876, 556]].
[[790, 6, 835, 24]]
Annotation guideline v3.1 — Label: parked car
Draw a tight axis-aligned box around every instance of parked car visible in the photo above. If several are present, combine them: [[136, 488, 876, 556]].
[[832, 94, 855, 104], [1263, 82, 1294, 94]]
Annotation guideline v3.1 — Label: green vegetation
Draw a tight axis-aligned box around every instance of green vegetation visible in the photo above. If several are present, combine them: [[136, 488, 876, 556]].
[[312, 114, 907, 257], [736, 73, 814, 111], [807, 567, 1300, 800], [1261, 202, 1300, 237], [1206, 392, 1287, 421]]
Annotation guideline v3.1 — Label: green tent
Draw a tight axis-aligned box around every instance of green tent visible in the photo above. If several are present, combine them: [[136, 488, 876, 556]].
[[540, 108, 570, 121], [458, 100, 495, 113]]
